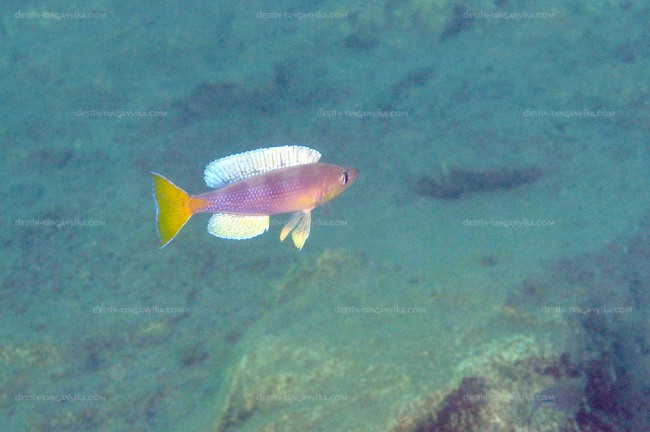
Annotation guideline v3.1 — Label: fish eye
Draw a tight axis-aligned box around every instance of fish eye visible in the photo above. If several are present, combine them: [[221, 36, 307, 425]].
[[340, 171, 349, 185]]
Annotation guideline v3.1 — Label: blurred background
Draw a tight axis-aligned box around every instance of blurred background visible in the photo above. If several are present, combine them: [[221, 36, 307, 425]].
[[1, 1, 648, 431]]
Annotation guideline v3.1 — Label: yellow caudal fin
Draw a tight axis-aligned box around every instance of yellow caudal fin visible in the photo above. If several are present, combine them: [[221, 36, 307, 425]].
[[152, 172, 196, 248]]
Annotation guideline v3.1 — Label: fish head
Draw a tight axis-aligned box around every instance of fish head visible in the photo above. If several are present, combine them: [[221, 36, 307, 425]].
[[320, 166, 358, 203]]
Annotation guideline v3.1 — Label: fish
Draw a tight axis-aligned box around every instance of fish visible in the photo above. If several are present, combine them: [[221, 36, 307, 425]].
[[152, 145, 358, 250]]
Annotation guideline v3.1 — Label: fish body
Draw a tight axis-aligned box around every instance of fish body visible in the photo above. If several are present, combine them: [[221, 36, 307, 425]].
[[152, 146, 357, 249], [196, 163, 352, 215]]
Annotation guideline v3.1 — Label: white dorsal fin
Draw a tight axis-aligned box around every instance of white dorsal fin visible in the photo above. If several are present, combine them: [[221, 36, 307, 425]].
[[204, 145, 321, 188]]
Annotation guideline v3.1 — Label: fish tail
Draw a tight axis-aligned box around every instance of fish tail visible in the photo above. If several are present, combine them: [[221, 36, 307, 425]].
[[152, 172, 197, 248]]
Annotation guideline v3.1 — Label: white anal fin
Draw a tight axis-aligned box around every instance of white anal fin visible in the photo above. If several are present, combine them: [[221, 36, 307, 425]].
[[207, 214, 269, 240], [280, 210, 311, 250]]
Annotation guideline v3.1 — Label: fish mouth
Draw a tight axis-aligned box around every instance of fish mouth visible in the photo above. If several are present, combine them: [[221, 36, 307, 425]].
[[345, 167, 359, 185]]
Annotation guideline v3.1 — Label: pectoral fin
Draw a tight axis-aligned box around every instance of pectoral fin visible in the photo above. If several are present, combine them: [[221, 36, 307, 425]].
[[280, 210, 311, 250], [207, 214, 269, 240]]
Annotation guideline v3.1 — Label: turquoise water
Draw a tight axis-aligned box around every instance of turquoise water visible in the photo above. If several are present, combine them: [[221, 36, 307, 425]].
[[1, 1, 649, 431]]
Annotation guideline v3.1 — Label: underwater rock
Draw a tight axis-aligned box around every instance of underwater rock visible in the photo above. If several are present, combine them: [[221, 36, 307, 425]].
[[212, 337, 354, 432], [543, 218, 650, 430], [179, 343, 209, 367], [0, 342, 60, 367], [29, 147, 77, 169], [391, 67, 436, 100], [441, 4, 475, 41], [40, 408, 103, 431], [173, 82, 246, 124], [343, 34, 378, 51], [274, 249, 367, 303], [411, 377, 489, 431], [414, 166, 542, 199], [391, 335, 587, 432], [129, 320, 170, 348], [528, 374, 587, 423]]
